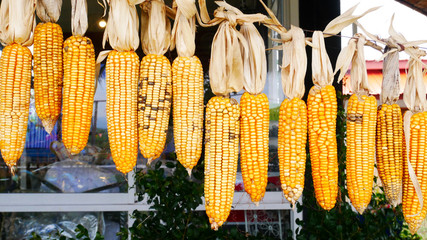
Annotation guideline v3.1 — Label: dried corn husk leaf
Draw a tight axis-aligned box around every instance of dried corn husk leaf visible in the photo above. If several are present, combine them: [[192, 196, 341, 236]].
[[140, 0, 171, 55], [335, 34, 370, 94], [282, 26, 306, 99], [404, 51, 427, 113], [258, 0, 287, 35], [209, 20, 246, 96], [102, 0, 140, 52], [0, 0, 36, 47], [311, 31, 334, 87], [36, 0, 61, 22], [240, 22, 266, 95], [381, 42, 400, 105], [197, 0, 267, 96], [323, 4, 380, 36], [71, 0, 88, 36], [170, 0, 197, 57]]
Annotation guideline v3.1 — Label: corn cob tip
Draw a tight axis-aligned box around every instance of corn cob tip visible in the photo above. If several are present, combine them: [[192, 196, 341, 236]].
[[409, 221, 422, 235], [186, 168, 192, 177], [356, 206, 366, 215], [211, 222, 219, 231], [6, 165, 16, 176], [41, 118, 57, 135], [253, 201, 260, 207], [147, 157, 155, 166]]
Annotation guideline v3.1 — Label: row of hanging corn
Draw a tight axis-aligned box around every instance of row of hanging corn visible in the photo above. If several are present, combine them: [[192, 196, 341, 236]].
[[0, 0, 426, 234]]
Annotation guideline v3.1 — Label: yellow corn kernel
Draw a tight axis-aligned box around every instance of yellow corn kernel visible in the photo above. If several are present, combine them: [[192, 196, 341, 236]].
[[240, 92, 269, 204], [62, 36, 96, 155], [106, 50, 139, 174], [402, 111, 427, 234], [376, 104, 403, 206], [33, 22, 63, 134], [138, 54, 172, 163], [279, 97, 307, 206], [0, 43, 32, 170], [307, 85, 338, 210], [346, 94, 377, 214], [204, 96, 240, 230], [172, 56, 204, 174]]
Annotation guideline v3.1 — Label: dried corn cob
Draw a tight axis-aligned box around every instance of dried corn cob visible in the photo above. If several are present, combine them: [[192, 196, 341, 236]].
[[204, 96, 240, 230], [100, 0, 140, 174], [0, 43, 32, 168], [34, 0, 64, 134], [307, 85, 338, 210], [138, 54, 172, 162], [106, 50, 138, 174], [346, 94, 377, 214], [0, 0, 35, 171], [33, 22, 63, 134], [240, 92, 269, 204], [403, 111, 427, 234], [172, 56, 203, 173], [62, 35, 96, 155], [279, 97, 307, 206], [376, 104, 403, 206], [401, 50, 427, 234], [139, 0, 172, 163]]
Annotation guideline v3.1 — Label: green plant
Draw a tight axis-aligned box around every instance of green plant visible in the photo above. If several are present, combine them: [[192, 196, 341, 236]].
[[119, 159, 264, 240], [30, 224, 104, 240], [295, 90, 420, 240]]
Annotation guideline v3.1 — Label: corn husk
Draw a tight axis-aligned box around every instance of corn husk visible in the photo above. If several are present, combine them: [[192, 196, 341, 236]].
[[240, 23, 266, 95], [170, 0, 197, 57], [198, 0, 267, 96], [311, 31, 334, 88], [70, 0, 88, 36], [323, 4, 380, 36], [381, 39, 400, 105], [281, 26, 306, 99], [102, 0, 141, 52], [0, 0, 36, 47], [36, 0, 61, 23], [140, 0, 171, 55], [335, 34, 370, 95]]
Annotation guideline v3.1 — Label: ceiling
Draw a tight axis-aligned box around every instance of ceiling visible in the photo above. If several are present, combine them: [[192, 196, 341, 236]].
[[395, 0, 427, 16]]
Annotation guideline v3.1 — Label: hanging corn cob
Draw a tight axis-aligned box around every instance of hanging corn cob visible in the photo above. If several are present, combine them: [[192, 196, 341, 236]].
[[139, 0, 172, 164], [62, 0, 95, 155], [401, 49, 427, 234], [0, 0, 36, 171], [259, 3, 308, 207], [96, 0, 141, 174], [277, 26, 308, 207], [375, 39, 403, 207], [33, 0, 63, 134], [305, 5, 379, 211], [307, 31, 338, 211], [170, 0, 203, 175], [197, 1, 267, 230], [336, 34, 377, 214], [231, 5, 269, 206]]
